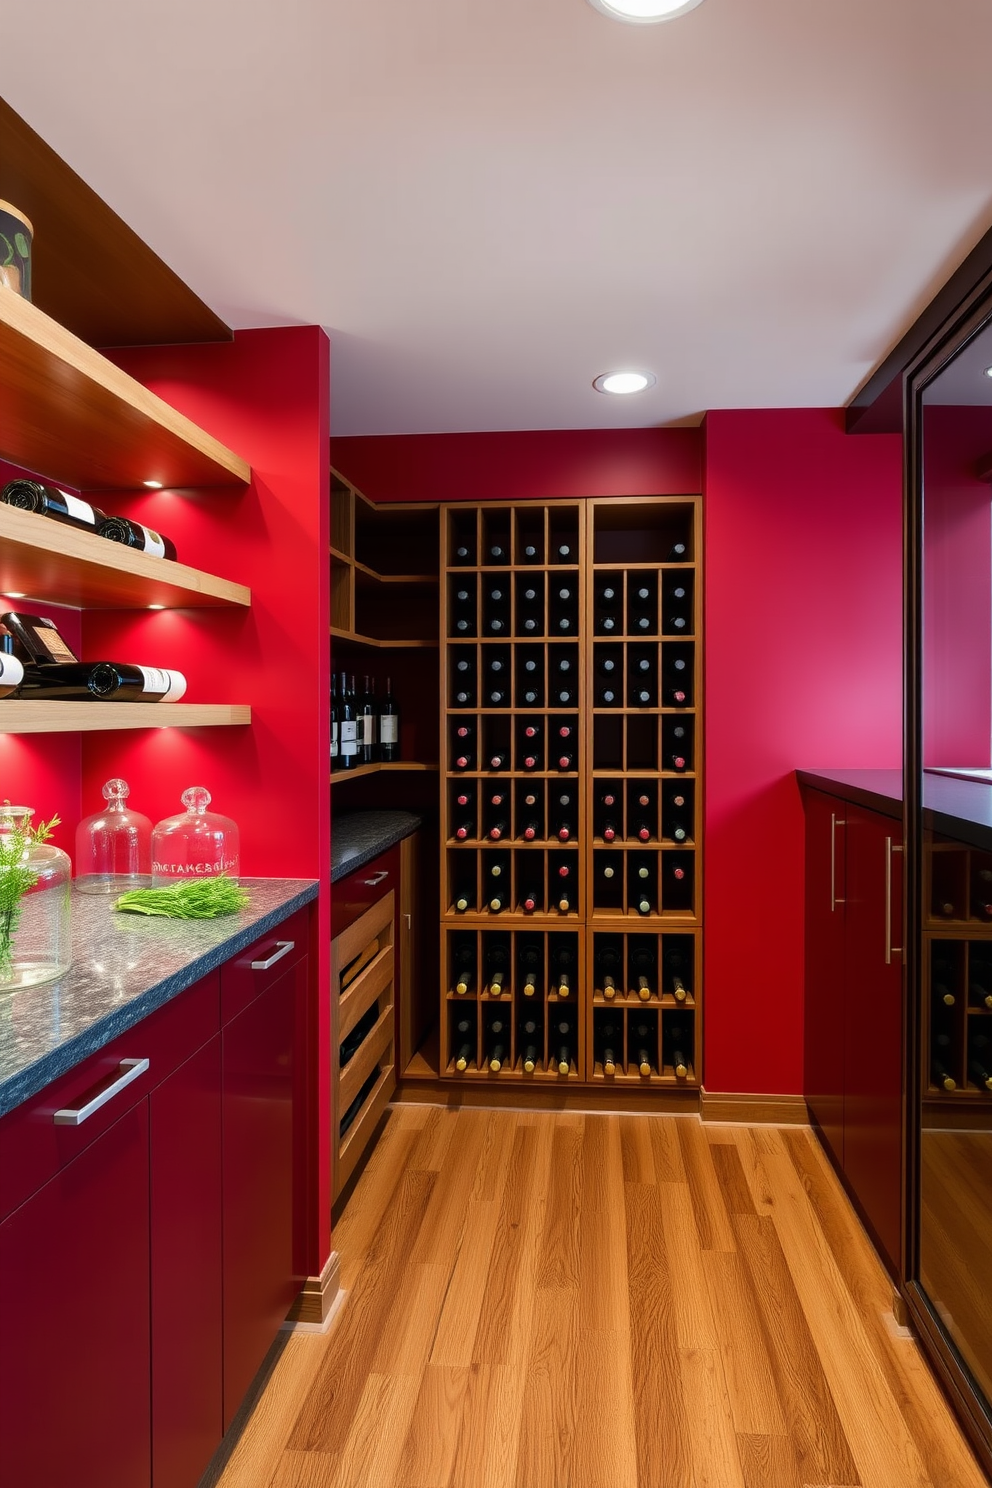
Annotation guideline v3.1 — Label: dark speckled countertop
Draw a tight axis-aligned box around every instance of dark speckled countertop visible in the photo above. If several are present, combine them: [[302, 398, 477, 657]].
[[797, 767, 992, 852], [331, 810, 422, 883], [0, 877, 318, 1120]]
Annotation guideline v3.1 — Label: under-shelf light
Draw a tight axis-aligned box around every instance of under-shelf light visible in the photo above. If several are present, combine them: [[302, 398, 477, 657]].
[[143, 480, 164, 489], [587, 0, 704, 22]]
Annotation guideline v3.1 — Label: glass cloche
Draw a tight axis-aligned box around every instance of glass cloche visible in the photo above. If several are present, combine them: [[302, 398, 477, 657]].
[[75, 778, 152, 894], [151, 787, 240, 884]]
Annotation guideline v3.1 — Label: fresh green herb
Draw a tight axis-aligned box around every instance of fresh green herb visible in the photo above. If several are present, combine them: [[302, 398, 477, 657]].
[[114, 874, 249, 920], [0, 808, 61, 981]]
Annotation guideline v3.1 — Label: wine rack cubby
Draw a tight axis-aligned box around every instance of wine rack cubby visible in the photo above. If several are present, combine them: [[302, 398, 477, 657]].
[[924, 934, 992, 1103], [440, 495, 702, 1092]]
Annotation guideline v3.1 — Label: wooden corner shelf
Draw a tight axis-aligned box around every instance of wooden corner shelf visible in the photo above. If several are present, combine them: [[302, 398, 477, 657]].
[[0, 503, 250, 609], [331, 761, 438, 786], [0, 702, 251, 735], [0, 290, 250, 491], [331, 626, 438, 650]]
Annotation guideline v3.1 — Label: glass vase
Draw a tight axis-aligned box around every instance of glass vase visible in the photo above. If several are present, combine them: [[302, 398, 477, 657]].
[[0, 805, 71, 990]]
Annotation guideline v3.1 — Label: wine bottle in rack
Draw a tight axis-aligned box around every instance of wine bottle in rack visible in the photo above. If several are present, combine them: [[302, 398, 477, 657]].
[[96, 514, 178, 561], [628, 651, 657, 707], [518, 784, 542, 840], [453, 538, 475, 566], [521, 540, 540, 564], [330, 674, 339, 769], [378, 678, 399, 761], [931, 1032, 957, 1090], [663, 946, 691, 1003], [550, 941, 575, 997], [664, 789, 690, 842], [630, 855, 655, 915], [484, 788, 509, 839], [338, 672, 357, 767], [2, 478, 108, 534], [666, 655, 691, 706], [485, 652, 509, 706], [487, 540, 508, 564], [668, 540, 688, 561], [933, 980, 956, 1007], [627, 577, 657, 635], [554, 1015, 575, 1074], [597, 1018, 621, 1075], [453, 1017, 475, 1072], [520, 720, 542, 771], [520, 1019, 541, 1073], [485, 855, 510, 912], [488, 749, 509, 772], [552, 539, 574, 564], [970, 977, 992, 1010], [485, 943, 510, 995], [453, 654, 476, 707], [632, 1022, 655, 1077], [668, 1028, 691, 1079], [630, 945, 656, 1001], [597, 654, 619, 706], [486, 1016, 509, 1072], [631, 791, 654, 842], [359, 676, 377, 764], [597, 942, 622, 1000], [551, 788, 576, 842], [518, 651, 543, 706], [452, 582, 476, 636], [484, 579, 511, 635], [595, 579, 622, 634], [519, 873, 543, 914], [517, 581, 543, 635], [664, 579, 691, 633], [551, 650, 576, 705], [453, 723, 475, 771], [519, 942, 542, 998], [932, 1060, 957, 1092], [968, 1033, 992, 1091], [453, 945, 474, 995]]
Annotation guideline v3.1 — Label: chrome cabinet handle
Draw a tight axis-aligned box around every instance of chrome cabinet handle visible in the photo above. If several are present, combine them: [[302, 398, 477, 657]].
[[363, 871, 388, 886], [251, 939, 295, 970], [885, 837, 904, 965], [830, 813, 845, 912], [54, 1058, 150, 1126]]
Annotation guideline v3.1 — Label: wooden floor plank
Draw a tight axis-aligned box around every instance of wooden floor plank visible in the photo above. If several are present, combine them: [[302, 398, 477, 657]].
[[212, 1110, 988, 1488]]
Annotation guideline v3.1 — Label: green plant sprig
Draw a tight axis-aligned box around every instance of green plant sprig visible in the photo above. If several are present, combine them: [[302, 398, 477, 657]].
[[114, 874, 249, 920], [0, 809, 61, 981]]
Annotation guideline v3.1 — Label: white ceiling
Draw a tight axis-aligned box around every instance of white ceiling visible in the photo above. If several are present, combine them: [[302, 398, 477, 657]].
[[3, 0, 992, 435]]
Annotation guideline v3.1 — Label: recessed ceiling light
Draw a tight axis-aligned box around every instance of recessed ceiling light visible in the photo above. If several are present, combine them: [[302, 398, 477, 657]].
[[593, 370, 657, 395], [587, 0, 704, 23], [984, 366, 992, 379], [143, 480, 164, 489]]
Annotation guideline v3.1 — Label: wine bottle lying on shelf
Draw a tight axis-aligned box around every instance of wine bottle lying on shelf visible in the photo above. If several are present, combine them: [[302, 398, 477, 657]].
[[15, 661, 188, 703], [1, 479, 108, 533], [2, 610, 80, 665], [97, 515, 178, 561], [0, 651, 24, 699]]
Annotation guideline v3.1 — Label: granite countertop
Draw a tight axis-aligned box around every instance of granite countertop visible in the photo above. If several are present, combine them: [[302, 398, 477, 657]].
[[331, 809, 422, 883], [0, 877, 318, 1120], [797, 767, 992, 851]]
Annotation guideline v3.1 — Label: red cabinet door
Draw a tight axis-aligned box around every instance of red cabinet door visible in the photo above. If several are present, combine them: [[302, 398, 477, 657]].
[[843, 804, 904, 1276], [0, 1103, 151, 1488], [803, 789, 847, 1171], [221, 963, 298, 1428], [150, 1035, 223, 1488]]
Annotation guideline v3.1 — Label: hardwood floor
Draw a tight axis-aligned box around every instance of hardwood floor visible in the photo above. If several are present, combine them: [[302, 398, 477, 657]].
[[208, 1107, 989, 1488]]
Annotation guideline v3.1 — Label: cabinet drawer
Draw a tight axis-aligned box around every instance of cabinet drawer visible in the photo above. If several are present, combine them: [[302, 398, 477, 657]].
[[0, 971, 220, 1224], [331, 846, 400, 940], [220, 906, 308, 1024]]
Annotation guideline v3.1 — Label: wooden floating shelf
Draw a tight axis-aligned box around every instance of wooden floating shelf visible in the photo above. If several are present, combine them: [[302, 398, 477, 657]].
[[353, 562, 438, 586], [0, 290, 250, 491], [331, 626, 438, 649], [331, 761, 438, 785], [0, 503, 250, 610], [0, 702, 251, 734]]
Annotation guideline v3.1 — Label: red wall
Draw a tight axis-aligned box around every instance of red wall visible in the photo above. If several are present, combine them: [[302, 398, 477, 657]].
[[336, 413, 904, 1096], [704, 409, 902, 1093], [922, 405, 992, 768]]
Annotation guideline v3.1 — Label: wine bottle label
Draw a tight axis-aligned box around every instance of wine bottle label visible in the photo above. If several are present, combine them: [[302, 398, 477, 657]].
[[0, 652, 24, 692], [62, 493, 98, 525], [139, 524, 167, 558], [361, 712, 375, 744], [137, 665, 187, 701], [35, 626, 78, 663], [380, 715, 399, 743], [340, 720, 358, 756], [330, 721, 339, 758]]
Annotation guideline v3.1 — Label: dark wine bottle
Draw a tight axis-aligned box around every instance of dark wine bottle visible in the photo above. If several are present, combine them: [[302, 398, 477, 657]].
[[486, 1017, 508, 1072], [521, 543, 540, 564], [668, 540, 687, 560], [484, 580, 510, 634], [0, 650, 24, 699], [378, 676, 399, 761], [551, 945, 574, 998], [488, 819, 508, 842], [485, 944, 509, 995], [359, 675, 376, 764], [554, 1017, 575, 1075], [16, 658, 187, 702], [518, 583, 543, 634], [452, 582, 476, 636], [520, 1019, 541, 1073], [330, 673, 339, 769], [550, 582, 577, 633], [453, 1017, 475, 1072], [453, 953, 474, 996], [2, 478, 108, 534], [597, 944, 621, 1000], [454, 542, 474, 566], [970, 980, 992, 1010], [932, 1060, 957, 1092], [488, 543, 507, 563], [633, 1024, 654, 1077], [598, 1020, 620, 1075], [969, 1054, 992, 1092], [1, 610, 80, 665], [96, 514, 177, 560]]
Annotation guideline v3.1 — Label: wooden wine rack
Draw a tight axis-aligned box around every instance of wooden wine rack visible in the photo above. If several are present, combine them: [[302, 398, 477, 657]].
[[923, 833, 992, 1109], [439, 496, 703, 1089]]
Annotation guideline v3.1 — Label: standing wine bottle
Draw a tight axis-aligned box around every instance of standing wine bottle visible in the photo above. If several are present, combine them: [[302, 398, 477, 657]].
[[2, 478, 108, 534], [96, 514, 177, 560], [378, 677, 399, 761], [338, 672, 358, 769], [330, 673, 339, 769], [359, 676, 377, 764]]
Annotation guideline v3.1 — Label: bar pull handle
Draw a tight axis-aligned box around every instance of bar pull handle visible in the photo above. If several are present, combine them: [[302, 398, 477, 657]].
[[885, 837, 904, 965], [363, 871, 388, 887], [251, 939, 295, 970], [54, 1058, 150, 1126], [830, 813, 845, 912]]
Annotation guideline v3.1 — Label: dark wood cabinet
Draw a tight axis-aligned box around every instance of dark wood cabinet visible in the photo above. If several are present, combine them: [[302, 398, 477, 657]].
[[0, 1102, 152, 1488], [804, 787, 904, 1276]]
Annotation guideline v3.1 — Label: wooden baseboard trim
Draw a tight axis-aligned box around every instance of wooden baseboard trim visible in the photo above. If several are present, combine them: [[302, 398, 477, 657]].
[[394, 1080, 700, 1115], [699, 1088, 810, 1126], [283, 1251, 341, 1328]]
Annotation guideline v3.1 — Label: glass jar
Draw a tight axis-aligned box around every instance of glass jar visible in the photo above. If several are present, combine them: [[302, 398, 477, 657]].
[[0, 805, 71, 990], [74, 778, 152, 894], [151, 787, 240, 884]]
